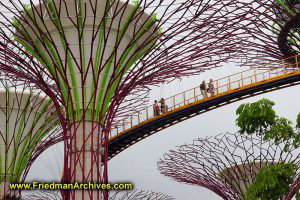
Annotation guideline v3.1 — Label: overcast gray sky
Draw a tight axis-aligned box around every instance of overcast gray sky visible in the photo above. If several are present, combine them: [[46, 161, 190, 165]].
[[3, 0, 298, 199], [25, 63, 300, 200]]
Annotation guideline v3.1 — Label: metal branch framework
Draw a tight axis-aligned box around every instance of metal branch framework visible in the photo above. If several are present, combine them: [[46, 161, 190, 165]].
[[218, 0, 300, 66], [0, 0, 245, 199], [0, 79, 63, 198], [22, 190, 174, 200], [157, 132, 300, 200]]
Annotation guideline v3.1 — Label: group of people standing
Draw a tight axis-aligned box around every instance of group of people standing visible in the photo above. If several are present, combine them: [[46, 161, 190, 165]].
[[200, 79, 215, 98], [152, 79, 215, 118], [153, 98, 167, 116]]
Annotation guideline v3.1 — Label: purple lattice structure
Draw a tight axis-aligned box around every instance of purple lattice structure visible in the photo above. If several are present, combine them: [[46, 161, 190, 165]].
[[158, 132, 300, 200], [219, 0, 300, 66], [0, 78, 63, 198], [0, 0, 243, 199], [21, 190, 173, 200]]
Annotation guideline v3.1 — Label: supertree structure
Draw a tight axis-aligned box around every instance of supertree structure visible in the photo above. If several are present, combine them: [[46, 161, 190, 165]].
[[22, 190, 174, 200], [157, 132, 300, 200], [219, 0, 300, 66], [0, 78, 62, 198], [0, 0, 244, 199], [107, 190, 173, 200]]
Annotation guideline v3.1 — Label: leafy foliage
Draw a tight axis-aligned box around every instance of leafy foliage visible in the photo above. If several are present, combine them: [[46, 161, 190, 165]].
[[236, 99, 300, 199], [264, 117, 296, 151], [297, 190, 300, 200], [296, 112, 300, 129], [236, 99, 276, 135], [236, 98, 300, 151], [246, 163, 297, 200]]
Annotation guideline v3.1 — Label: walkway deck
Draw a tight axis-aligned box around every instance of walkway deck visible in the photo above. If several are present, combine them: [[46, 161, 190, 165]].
[[108, 55, 300, 160]]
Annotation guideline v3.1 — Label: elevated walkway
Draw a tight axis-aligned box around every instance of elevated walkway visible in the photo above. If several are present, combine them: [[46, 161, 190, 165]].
[[108, 55, 300, 160]]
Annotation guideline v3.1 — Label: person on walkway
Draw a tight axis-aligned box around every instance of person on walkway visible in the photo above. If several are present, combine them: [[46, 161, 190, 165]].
[[200, 80, 207, 99], [160, 98, 166, 114], [153, 100, 160, 116], [208, 79, 215, 96]]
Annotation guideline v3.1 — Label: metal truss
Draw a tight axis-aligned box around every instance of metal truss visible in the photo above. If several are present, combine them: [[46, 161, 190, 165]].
[[217, 0, 300, 66], [22, 190, 173, 200], [0, 79, 63, 198], [158, 132, 300, 200]]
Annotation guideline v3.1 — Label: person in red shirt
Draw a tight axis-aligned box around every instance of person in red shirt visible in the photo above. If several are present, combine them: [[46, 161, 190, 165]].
[[153, 100, 159, 116]]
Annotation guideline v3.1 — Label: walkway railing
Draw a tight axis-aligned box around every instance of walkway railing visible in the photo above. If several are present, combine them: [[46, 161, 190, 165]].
[[109, 55, 300, 140]]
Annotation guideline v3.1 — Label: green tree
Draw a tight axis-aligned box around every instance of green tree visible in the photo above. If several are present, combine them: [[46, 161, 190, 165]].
[[236, 98, 300, 151], [246, 163, 297, 200], [236, 98, 300, 199]]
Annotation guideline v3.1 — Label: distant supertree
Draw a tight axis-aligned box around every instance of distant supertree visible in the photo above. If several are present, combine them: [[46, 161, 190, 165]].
[[0, 0, 242, 199], [157, 132, 300, 200], [22, 190, 173, 200], [107, 190, 173, 200], [223, 0, 300, 66], [0, 78, 62, 198]]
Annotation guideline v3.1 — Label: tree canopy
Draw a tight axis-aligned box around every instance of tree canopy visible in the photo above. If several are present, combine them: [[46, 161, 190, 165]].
[[246, 162, 297, 200], [236, 98, 300, 199], [236, 98, 300, 151]]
